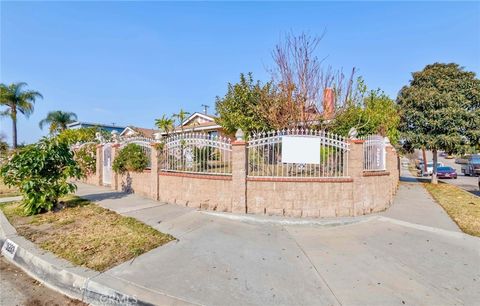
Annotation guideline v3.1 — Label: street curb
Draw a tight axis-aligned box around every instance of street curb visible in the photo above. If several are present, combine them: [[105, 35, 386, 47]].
[[0, 209, 194, 306], [202, 210, 375, 227]]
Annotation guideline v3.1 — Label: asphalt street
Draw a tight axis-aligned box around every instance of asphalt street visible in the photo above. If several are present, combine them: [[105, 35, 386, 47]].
[[419, 150, 479, 196]]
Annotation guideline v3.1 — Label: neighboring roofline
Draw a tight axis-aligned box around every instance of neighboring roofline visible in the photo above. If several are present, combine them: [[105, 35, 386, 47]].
[[120, 126, 159, 137], [119, 126, 136, 136], [67, 121, 126, 129], [182, 112, 216, 126], [161, 124, 222, 135]]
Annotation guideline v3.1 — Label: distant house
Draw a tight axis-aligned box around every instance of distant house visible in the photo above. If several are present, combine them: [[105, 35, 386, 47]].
[[163, 112, 224, 137], [67, 121, 126, 134], [120, 126, 158, 138]]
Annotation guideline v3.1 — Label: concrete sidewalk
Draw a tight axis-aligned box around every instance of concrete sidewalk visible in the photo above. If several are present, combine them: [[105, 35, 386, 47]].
[[380, 167, 461, 231], [75, 178, 480, 306], [0, 196, 22, 203]]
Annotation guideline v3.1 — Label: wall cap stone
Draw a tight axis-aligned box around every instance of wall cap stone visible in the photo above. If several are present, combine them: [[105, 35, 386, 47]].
[[159, 171, 233, 181], [362, 171, 390, 177], [247, 177, 353, 183]]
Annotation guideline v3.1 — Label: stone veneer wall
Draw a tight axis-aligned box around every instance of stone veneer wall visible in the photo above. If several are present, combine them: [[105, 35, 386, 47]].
[[158, 172, 233, 211], [246, 179, 354, 218], [88, 140, 399, 218], [117, 171, 152, 199], [80, 173, 99, 186]]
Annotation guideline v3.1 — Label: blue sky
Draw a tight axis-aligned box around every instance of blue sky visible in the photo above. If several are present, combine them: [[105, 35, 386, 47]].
[[1, 1, 479, 144]]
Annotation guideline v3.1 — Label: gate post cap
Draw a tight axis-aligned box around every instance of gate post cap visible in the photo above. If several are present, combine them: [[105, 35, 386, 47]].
[[235, 129, 245, 141], [348, 127, 358, 139]]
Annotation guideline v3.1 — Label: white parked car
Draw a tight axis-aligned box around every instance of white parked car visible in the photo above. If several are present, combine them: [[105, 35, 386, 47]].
[[420, 162, 444, 176]]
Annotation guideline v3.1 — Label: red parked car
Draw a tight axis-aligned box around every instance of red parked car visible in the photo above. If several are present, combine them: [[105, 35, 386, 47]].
[[437, 166, 458, 179]]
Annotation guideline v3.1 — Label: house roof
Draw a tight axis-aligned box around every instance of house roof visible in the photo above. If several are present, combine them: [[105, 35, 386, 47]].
[[67, 121, 126, 130], [182, 112, 216, 126], [120, 126, 158, 138]]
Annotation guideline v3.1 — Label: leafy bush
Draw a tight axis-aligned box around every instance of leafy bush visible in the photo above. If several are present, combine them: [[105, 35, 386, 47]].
[[57, 127, 110, 146], [112, 144, 148, 174], [331, 89, 400, 144], [74, 143, 97, 175], [0, 137, 82, 215]]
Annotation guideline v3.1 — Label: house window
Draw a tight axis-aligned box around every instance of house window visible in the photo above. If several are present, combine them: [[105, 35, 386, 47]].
[[208, 131, 218, 138]]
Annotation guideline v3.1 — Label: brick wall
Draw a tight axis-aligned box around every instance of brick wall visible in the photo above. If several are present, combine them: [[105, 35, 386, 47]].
[[117, 171, 153, 199], [158, 172, 233, 211], [247, 178, 354, 217], [85, 139, 399, 218]]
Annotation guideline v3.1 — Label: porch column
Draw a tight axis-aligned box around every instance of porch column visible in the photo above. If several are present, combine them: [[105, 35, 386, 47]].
[[231, 129, 248, 214]]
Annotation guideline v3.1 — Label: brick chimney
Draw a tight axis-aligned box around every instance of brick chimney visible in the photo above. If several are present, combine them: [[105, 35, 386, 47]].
[[323, 88, 335, 120]]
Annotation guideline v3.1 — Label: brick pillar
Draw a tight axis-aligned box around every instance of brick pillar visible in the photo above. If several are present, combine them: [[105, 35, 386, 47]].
[[150, 143, 160, 201], [348, 139, 365, 216], [385, 144, 399, 200], [231, 138, 248, 214], [96, 144, 103, 186], [111, 144, 120, 191]]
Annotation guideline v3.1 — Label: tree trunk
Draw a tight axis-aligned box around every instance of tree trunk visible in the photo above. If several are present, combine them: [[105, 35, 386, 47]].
[[422, 148, 427, 174], [431, 149, 438, 184], [12, 108, 17, 149]]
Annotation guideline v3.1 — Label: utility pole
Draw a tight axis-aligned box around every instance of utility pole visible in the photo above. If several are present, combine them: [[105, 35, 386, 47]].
[[201, 104, 209, 115]]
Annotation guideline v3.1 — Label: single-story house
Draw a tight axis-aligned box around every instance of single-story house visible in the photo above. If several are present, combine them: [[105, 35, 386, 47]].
[[161, 112, 224, 137]]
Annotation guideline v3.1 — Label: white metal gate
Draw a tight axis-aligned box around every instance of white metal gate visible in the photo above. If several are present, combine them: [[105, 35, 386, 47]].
[[102, 143, 112, 186], [363, 135, 386, 171]]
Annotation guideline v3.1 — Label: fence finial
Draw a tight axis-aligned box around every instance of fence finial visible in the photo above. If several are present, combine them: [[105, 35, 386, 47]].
[[348, 127, 358, 139], [154, 132, 162, 141], [111, 130, 120, 143], [235, 128, 245, 141]]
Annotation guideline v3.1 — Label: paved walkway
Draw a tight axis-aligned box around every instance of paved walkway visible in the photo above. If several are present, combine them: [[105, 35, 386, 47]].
[[75, 173, 480, 306], [380, 167, 461, 231], [0, 196, 22, 203]]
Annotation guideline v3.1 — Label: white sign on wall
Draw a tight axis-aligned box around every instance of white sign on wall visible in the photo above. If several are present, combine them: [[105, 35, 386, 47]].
[[281, 136, 321, 164]]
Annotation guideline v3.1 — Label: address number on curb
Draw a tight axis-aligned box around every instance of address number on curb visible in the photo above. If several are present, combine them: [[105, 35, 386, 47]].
[[1, 239, 18, 259]]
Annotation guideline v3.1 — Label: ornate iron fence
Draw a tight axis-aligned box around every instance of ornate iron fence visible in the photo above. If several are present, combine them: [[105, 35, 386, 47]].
[[161, 133, 232, 175], [362, 135, 386, 171], [119, 136, 153, 169], [247, 129, 349, 178]]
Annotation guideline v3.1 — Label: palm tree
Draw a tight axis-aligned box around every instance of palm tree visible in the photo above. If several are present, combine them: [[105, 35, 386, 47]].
[[172, 108, 190, 133], [0, 82, 43, 148], [39, 110, 78, 134], [155, 114, 175, 137]]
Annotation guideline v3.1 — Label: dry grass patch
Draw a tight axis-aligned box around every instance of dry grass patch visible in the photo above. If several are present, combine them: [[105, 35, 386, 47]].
[[424, 182, 480, 237], [0, 179, 20, 198], [1, 195, 175, 271]]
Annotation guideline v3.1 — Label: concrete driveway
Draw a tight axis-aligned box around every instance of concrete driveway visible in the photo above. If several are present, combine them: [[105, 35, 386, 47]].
[[76, 178, 480, 306]]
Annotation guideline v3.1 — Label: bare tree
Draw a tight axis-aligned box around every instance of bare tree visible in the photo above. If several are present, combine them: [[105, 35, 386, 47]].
[[269, 32, 324, 127], [265, 31, 360, 129]]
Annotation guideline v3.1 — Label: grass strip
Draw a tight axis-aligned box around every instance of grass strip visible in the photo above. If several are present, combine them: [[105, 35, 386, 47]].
[[1, 195, 175, 271], [424, 182, 480, 237], [0, 179, 20, 198]]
